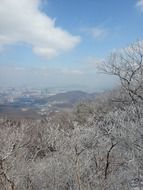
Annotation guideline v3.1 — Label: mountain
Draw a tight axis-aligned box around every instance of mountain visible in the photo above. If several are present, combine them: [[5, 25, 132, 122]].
[[0, 90, 98, 119], [47, 90, 97, 105]]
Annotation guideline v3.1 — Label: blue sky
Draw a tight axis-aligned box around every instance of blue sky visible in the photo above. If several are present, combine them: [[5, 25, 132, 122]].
[[0, 0, 143, 91]]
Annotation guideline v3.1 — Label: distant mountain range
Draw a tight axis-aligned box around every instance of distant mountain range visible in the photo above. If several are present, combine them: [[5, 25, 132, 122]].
[[0, 90, 99, 119], [47, 90, 98, 105]]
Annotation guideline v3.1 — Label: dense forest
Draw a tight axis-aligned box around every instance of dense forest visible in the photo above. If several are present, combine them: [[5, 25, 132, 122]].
[[0, 42, 143, 190]]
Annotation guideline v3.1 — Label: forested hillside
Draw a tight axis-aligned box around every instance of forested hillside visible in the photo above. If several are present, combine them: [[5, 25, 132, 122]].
[[0, 42, 143, 190]]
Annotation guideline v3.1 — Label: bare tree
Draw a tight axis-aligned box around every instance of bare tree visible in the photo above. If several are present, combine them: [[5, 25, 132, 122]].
[[100, 41, 143, 103], [98, 41, 143, 189]]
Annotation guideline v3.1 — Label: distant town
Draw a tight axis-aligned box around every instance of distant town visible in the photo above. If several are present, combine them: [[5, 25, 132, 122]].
[[0, 87, 97, 119]]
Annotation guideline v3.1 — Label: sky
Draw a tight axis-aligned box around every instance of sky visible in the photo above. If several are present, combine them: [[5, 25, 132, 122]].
[[0, 0, 143, 91]]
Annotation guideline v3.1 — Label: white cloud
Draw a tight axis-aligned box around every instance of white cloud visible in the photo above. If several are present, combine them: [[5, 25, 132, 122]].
[[82, 26, 107, 40], [15, 67, 25, 71], [136, 0, 143, 11], [61, 68, 84, 75], [35, 67, 84, 76], [0, 0, 81, 58], [84, 56, 104, 69]]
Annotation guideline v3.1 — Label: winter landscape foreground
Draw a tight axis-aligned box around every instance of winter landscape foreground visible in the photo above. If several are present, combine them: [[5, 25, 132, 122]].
[[0, 42, 143, 190]]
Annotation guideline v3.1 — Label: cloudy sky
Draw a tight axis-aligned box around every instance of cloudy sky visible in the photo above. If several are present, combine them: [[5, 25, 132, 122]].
[[0, 0, 143, 91]]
